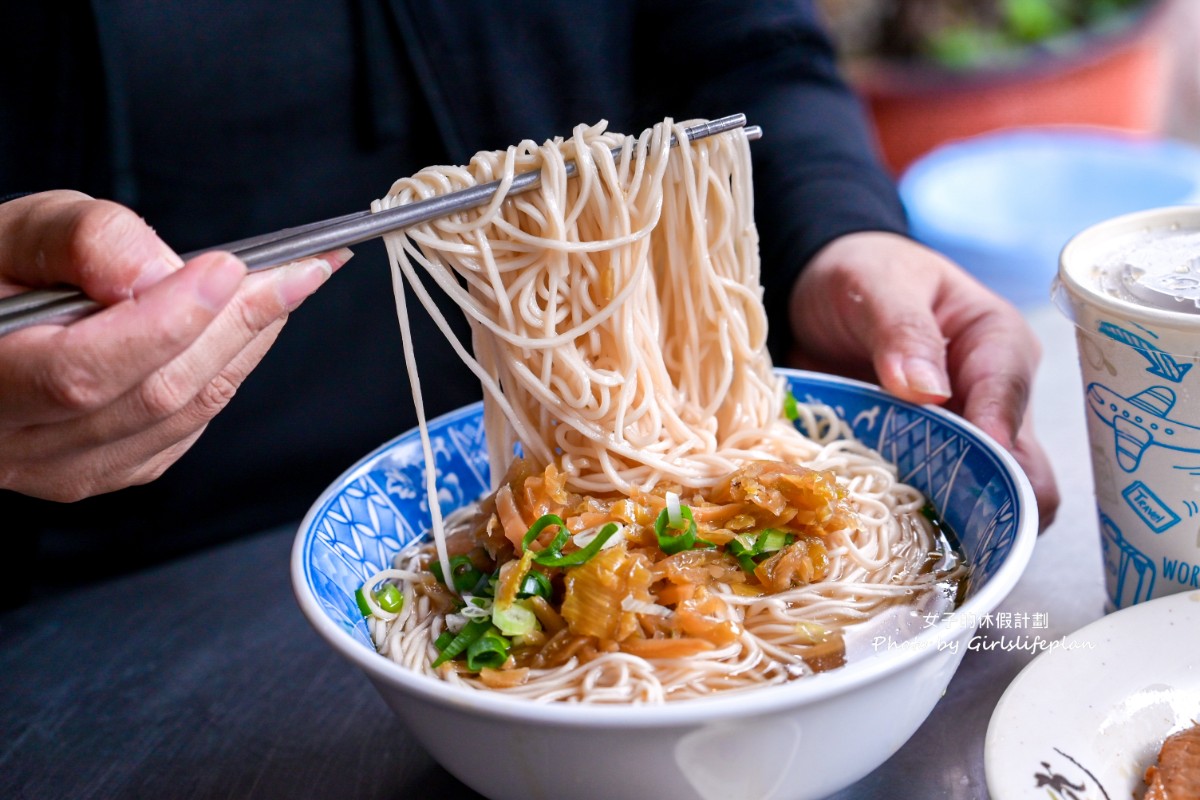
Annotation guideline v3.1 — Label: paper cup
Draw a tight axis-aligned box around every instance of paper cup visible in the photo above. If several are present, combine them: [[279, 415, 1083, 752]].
[[1055, 206, 1200, 610]]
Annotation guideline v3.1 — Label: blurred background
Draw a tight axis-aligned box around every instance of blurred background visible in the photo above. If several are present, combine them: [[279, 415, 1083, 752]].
[[815, 0, 1200, 306]]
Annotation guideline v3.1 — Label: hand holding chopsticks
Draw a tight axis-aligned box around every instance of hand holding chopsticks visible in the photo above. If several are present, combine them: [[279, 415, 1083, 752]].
[[0, 115, 758, 338], [0, 188, 355, 500], [0, 114, 757, 500]]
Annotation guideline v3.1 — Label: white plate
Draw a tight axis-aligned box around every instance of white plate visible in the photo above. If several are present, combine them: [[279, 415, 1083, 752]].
[[985, 590, 1200, 799]]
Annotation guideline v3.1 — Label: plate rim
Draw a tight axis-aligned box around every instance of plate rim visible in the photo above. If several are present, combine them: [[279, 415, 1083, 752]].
[[984, 588, 1200, 798]]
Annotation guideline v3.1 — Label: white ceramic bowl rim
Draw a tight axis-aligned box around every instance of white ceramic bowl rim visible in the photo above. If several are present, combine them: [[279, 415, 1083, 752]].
[[291, 370, 1038, 728]]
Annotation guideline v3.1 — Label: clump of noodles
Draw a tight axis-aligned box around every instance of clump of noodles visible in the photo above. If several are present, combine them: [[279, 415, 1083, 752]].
[[366, 119, 960, 703]]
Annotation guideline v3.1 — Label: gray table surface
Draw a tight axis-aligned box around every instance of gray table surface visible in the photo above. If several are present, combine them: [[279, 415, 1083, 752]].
[[0, 303, 1108, 800]]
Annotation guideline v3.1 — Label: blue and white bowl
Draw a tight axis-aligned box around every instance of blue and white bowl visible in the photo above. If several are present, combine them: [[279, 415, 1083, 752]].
[[292, 370, 1037, 800]]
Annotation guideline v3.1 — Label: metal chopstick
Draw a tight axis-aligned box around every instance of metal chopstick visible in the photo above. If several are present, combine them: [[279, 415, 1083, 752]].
[[0, 115, 758, 337], [0, 210, 371, 331]]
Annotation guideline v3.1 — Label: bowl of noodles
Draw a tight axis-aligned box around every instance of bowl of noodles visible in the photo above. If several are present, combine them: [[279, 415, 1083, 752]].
[[292, 371, 1036, 800], [292, 118, 1037, 799]]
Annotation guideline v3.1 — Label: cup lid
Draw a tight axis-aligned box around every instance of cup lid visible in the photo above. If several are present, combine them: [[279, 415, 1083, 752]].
[[1109, 235, 1200, 314], [1058, 206, 1200, 324]]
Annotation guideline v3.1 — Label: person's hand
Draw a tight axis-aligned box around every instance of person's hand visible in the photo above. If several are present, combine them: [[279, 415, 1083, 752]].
[[0, 190, 351, 501], [787, 230, 1060, 530]]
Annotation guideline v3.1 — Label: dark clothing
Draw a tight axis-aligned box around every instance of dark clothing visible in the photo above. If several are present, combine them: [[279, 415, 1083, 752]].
[[0, 0, 906, 607]]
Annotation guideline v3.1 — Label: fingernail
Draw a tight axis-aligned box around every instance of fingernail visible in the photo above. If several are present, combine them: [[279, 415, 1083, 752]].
[[902, 357, 951, 399], [196, 255, 247, 312], [325, 247, 354, 270], [276, 257, 334, 310]]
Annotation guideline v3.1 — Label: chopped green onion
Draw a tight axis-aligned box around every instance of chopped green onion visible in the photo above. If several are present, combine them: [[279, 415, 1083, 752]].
[[520, 516, 623, 569], [726, 535, 760, 573], [375, 582, 405, 613], [432, 618, 491, 667], [727, 533, 756, 554], [492, 598, 540, 637], [533, 523, 622, 567], [653, 505, 709, 555], [757, 529, 792, 553], [466, 627, 511, 672], [517, 570, 553, 600], [665, 491, 685, 529], [521, 514, 569, 555], [726, 529, 795, 573], [354, 587, 372, 617], [783, 389, 799, 421], [356, 583, 405, 617], [459, 595, 493, 620], [434, 630, 454, 650], [431, 554, 486, 593]]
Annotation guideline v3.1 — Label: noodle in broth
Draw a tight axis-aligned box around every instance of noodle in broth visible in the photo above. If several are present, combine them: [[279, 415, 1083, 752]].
[[359, 119, 964, 703]]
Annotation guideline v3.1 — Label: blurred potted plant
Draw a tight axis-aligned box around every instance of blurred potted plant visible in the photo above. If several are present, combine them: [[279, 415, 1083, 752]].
[[818, 0, 1175, 174]]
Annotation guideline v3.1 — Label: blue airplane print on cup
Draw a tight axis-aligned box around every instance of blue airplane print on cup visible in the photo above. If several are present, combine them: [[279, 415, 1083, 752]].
[[1099, 513, 1155, 608], [1084, 384, 1200, 474]]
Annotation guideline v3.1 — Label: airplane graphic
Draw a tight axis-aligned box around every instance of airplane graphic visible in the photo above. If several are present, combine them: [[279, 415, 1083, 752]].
[[1085, 383, 1200, 472], [1098, 322, 1192, 383]]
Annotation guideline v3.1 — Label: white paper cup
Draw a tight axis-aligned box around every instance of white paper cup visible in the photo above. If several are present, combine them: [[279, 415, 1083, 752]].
[[1055, 206, 1200, 610]]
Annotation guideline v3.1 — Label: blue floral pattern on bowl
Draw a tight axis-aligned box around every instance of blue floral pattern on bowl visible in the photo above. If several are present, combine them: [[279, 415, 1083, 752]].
[[298, 371, 1021, 652]]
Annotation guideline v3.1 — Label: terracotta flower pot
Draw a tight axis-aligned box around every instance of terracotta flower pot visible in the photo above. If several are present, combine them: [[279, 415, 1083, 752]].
[[846, 0, 1176, 176]]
